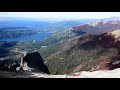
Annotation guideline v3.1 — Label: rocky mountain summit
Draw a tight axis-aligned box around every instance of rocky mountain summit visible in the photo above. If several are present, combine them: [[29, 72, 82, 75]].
[[0, 51, 50, 78], [20, 51, 50, 74]]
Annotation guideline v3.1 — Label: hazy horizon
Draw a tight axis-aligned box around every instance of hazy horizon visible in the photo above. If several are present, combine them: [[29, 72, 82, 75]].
[[0, 12, 120, 19]]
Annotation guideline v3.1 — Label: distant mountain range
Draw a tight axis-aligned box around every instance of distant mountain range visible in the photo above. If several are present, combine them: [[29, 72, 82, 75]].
[[0, 17, 97, 29], [71, 19, 120, 35], [1, 16, 120, 30], [100, 17, 120, 22]]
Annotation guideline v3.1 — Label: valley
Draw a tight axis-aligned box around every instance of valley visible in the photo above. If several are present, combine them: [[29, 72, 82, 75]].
[[1, 15, 120, 78]]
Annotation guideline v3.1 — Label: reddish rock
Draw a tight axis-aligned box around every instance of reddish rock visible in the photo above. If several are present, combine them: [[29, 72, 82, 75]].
[[72, 21, 120, 34]]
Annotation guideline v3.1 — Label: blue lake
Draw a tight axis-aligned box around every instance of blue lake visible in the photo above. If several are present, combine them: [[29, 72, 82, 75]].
[[0, 32, 52, 42]]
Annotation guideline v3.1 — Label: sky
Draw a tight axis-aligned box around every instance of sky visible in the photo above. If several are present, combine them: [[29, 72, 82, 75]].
[[0, 12, 120, 19]]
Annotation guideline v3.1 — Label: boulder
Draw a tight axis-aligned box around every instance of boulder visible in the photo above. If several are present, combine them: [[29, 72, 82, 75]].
[[20, 51, 50, 74]]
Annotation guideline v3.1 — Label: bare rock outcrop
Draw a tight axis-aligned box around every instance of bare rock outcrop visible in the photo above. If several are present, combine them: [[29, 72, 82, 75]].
[[0, 51, 50, 74], [19, 51, 50, 74]]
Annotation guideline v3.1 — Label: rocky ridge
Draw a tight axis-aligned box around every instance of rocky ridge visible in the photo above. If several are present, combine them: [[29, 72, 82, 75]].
[[0, 51, 50, 77]]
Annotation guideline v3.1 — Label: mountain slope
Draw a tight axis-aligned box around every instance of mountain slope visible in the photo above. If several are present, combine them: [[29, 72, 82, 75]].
[[111, 29, 120, 36], [45, 30, 120, 74]]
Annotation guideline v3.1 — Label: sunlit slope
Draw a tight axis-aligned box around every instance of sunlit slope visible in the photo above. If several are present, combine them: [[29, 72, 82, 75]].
[[111, 29, 120, 36]]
